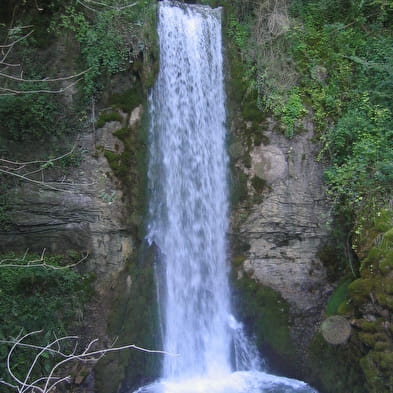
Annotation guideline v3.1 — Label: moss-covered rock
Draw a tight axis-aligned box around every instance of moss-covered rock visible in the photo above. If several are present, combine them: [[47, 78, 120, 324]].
[[94, 62, 156, 392], [311, 210, 393, 393], [94, 244, 160, 393], [308, 332, 367, 393], [348, 278, 375, 304], [324, 278, 351, 315], [232, 272, 295, 375], [102, 94, 149, 241], [250, 175, 267, 193], [96, 111, 123, 128], [109, 86, 145, 113]]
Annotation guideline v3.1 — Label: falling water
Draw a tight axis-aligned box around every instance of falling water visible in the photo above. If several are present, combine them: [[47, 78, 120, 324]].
[[134, 1, 318, 392]]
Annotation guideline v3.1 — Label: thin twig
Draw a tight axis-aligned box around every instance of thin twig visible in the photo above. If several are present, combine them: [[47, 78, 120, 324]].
[[0, 67, 92, 83], [0, 168, 68, 191], [0, 250, 89, 270], [0, 145, 75, 167], [0, 77, 84, 95], [1, 332, 177, 393]]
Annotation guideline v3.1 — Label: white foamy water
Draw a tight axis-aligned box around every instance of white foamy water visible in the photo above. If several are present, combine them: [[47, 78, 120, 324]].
[[134, 1, 318, 392]]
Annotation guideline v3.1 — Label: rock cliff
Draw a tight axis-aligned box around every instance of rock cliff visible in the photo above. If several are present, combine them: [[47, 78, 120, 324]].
[[230, 117, 332, 376], [0, 120, 134, 279]]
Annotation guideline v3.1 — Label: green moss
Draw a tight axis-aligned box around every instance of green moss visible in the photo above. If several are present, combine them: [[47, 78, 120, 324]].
[[227, 51, 248, 106], [241, 92, 266, 124], [95, 245, 160, 393], [375, 292, 393, 309], [374, 209, 393, 233], [230, 167, 249, 205], [358, 332, 379, 348], [348, 278, 375, 304], [251, 176, 267, 193], [232, 255, 246, 267], [317, 226, 350, 282], [379, 352, 393, 369], [381, 278, 393, 295], [375, 341, 389, 351], [380, 251, 393, 274], [359, 351, 393, 393], [308, 332, 367, 393], [381, 227, 393, 247], [253, 131, 270, 146], [363, 247, 384, 267], [113, 127, 130, 139], [337, 300, 354, 314], [358, 320, 379, 333], [103, 91, 149, 240], [233, 274, 294, 370], [96, 111, 123, 128], [110, 86, 144, 112], [325, 278, 351, 315], [226, 40, 268, 136]]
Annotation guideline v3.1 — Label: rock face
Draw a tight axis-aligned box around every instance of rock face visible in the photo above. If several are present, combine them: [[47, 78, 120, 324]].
[[231, 118, 332, 363], [0, 119, 137, 279]]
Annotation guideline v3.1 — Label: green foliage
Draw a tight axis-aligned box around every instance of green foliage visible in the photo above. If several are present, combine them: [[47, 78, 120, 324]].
[[323, 101, 393, 207], [284, 0, 393, 221], [0, 88, 67, 142], [227, 14, 250, 49], [0, 253, 92, 335], [0, 252, 94, 388], [53, 0, 157, 98], [96, 111, 123, 128], [272, 88, 306, 138]]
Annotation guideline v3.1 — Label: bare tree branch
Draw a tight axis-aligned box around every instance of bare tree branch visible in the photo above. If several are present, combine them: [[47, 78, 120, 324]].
[[0, 331, 175, 393], [0, 145, 89, 192], [0, 168, 69, 191], [0, 30, 34, 49], [0, 77, 84, 96], [77, 0, 138, 13], [0, 68, 92, 83], [0, 145, 76, 168], [0, 25, 91, 95], [0, 249, 89, 269]]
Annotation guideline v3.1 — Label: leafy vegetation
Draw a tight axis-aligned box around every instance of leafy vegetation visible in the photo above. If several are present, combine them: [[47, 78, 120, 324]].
[[52, 0, 157, 98], [0, 87, 69, 142], [0, 253, 94, 390], [287, 1, 393, 220], [0, 1, 157, 391], [224, 1, 393, 391], [225, 0, 393, 247]]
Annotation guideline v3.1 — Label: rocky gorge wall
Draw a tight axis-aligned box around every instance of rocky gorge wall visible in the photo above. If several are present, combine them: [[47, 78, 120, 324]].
[[3, 2, 393, 392], [229, 109, 333, 381], [0, 121, 133, 277], [0, 69, 160, 392]]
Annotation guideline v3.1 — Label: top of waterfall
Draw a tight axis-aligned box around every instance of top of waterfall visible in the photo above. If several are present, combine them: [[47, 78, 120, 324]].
[[160, 0, 222, 15]]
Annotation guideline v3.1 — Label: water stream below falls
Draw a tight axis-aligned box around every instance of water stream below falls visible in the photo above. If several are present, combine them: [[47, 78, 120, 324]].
[[133, 1, 318, 392]]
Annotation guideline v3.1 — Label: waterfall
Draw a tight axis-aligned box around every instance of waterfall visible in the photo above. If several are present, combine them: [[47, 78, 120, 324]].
[[133, 1, 318, 392]]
